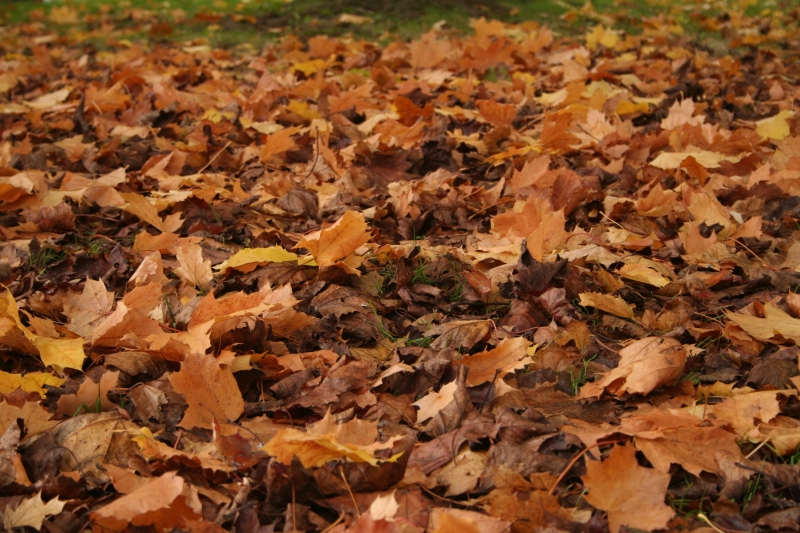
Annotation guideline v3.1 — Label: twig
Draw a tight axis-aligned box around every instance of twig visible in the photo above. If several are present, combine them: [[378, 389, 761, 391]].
[[199, 140, 232, 174], [549, 437, 627, 495], [339, 464, 361, 517], [300, 127, 321, 185]]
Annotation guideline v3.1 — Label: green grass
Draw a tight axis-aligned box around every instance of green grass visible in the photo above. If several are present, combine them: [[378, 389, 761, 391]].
[[2, 0, 785, 50]]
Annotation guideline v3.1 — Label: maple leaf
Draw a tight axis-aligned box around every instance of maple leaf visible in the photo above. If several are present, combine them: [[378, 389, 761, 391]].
[[587, 337, 687, 397], [456, 337, 532, 386], [168, 352, 245, 429], [90, 471, 201, 531], [3, 492, 66, 531], [726, 304, 800, 344], [263, 410, 404, 468], [63, 279, 114, 337], [295, 210, 372, 269], [413, 381, 458, 422], [172, 242, 213, 291], [583, 444, 674, 533], [56, 370, 120, 416]]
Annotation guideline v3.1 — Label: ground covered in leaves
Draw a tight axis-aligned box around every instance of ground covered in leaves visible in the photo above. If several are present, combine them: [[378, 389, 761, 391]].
[[3, 2, 800, 533]]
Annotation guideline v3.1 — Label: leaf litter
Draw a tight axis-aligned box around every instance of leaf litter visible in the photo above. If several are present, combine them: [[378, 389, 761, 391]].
[[2, 1, 800, 532]]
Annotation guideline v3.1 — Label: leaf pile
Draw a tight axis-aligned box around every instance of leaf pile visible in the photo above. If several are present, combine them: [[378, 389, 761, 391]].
[[2, 3, 800, 532]]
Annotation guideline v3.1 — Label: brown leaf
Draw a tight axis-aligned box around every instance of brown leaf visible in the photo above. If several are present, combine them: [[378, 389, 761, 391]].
[[168, 352, 245, 430], [583, 444, 674, 533], [589, 337, 687, 396], [423, 320, 492, 350], [456, 337, 532, 386], [90, 472, 201, 531]]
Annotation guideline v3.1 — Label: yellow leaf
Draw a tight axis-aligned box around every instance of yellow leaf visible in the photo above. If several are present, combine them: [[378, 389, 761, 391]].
[[295, 210, 371, 268], [578, 292, 634, 318], [217, 246, 312, 273], [0, 370, 65, 397], [263, 411, 403, 468], [756, 110, 795, 141], [33, 336, 86, 370], [618, 264, 670, 287], [650, 151, 741, 169]]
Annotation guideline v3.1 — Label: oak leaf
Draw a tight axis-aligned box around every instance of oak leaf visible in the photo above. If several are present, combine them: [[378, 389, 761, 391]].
[[583, 444, 674, 533], [3, 492, 65, 531]]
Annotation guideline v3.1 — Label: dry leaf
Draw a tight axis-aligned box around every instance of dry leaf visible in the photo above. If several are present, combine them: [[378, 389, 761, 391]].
[[578, 292, 634, 318], [413, 381, 458, 422], [3, 492, 65, 530], [456, 337, 531, 386], [295, 210, 371, 268], [583, 444, 674, 533], [589, 337, 687, 396], [173, 242, 213, 291], [168, 352, 245, 429]]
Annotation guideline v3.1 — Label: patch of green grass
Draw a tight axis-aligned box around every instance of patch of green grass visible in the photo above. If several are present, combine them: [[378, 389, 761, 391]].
[[29, 246, 64, 272], [3, 0, 785, 50], [410, 258, 431, 285], [569, 353, 597, 396]]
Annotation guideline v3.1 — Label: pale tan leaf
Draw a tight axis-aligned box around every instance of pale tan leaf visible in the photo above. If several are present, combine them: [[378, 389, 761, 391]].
[[3, 492, 65, 530], [413, 381, 458, 422], [172, 243, 213, 291], [63, 279, 114, 337], [618, 264, 670, 287]]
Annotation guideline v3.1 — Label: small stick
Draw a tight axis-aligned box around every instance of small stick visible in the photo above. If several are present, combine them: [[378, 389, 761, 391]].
[[549, 438, 626, 495], [339, 464, 361, 517]]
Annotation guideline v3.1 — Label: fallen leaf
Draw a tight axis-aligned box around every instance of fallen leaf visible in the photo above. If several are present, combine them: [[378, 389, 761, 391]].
[[90, 471, 201, 531], [456, 337, 532, 386], [3, 492, 65, 530], [582, 444, 674, 533], [589, 337, 687, 396], [173, 242, 213, 291], [295, 210, 371, 268], [413, 381, 458, 422], [263, 410, 403, 467], [618, 264, 670, 287], [727, 304, 800, 344], [168, 352, 245, 429], [578, 292, 635, 318]]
